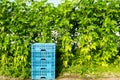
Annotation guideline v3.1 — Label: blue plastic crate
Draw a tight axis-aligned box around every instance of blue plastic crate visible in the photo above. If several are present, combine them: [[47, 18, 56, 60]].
[[31, 43, 56, 80], [31, 61, 55, 67], [31, 57, 55, 61], [31, 60, 55, 64], [31, 57, 55, 62], [31, 52, 54, 58], [32, 74, 55, 80], [32, 71, 55, 79], [31, 65, 55, 71], [32, 74, 55, 79], [32, 70, 55, 75], [31, 43, 55, 52], [31, 57, 55, 72], [32, 59, 55, 63], [31, 65, 55, 72]]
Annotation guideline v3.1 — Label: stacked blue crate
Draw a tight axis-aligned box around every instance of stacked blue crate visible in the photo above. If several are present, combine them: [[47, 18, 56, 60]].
[[31, 43, 55, 80]]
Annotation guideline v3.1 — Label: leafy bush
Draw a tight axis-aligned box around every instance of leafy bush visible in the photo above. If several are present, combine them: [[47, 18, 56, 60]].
[[0, 0, 120, 78]]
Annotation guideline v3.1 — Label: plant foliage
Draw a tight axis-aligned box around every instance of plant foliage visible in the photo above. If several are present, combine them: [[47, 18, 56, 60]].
[[0, 0, 120, 78]]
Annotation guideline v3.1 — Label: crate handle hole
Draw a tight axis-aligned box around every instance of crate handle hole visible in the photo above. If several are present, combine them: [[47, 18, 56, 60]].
[[41, 68, 46, 70], [41, 49, 46, 51], [41, 77, 46, 79], [41, 58, 46, 60]]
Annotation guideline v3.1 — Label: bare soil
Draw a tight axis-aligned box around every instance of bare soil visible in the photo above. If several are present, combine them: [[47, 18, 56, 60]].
[[56, 78, 120, 80], [0, 73, 120, 80], [0, 77, 120, 80], [56, 73, 120, 80]]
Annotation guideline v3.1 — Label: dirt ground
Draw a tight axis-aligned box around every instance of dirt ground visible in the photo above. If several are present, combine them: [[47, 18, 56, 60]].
[[56, 77, 120, 80], [56, 75, 120, 80], [1, 77, 120, 80], [56, 74, 120, 80], [1, 74, 120, 80]]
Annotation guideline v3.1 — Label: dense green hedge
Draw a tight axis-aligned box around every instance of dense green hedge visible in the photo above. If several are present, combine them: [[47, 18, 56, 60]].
[[0, 0, 120, 78]]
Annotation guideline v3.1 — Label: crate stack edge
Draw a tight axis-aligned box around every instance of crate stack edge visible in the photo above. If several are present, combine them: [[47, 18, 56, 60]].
[[31, 43, 56, 80]]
